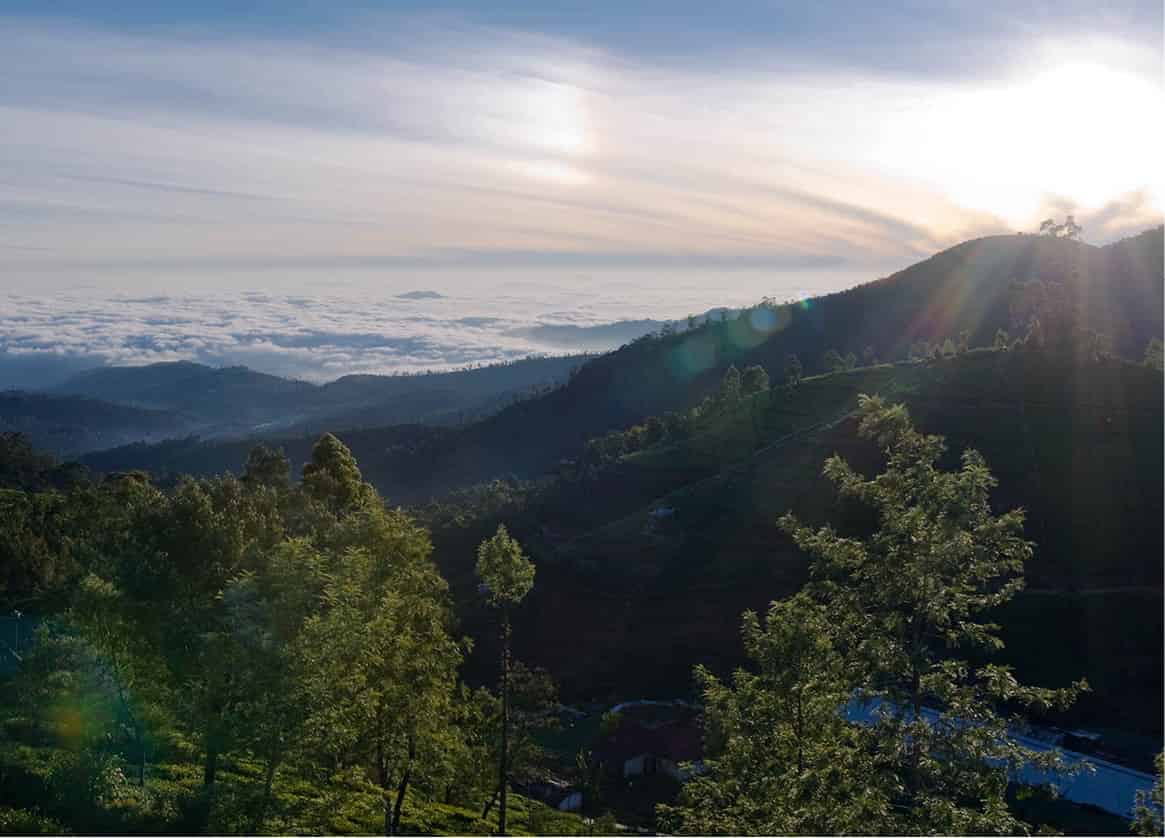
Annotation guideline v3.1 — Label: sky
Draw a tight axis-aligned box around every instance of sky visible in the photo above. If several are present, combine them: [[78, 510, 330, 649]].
[[1, 1, 1162, 381]]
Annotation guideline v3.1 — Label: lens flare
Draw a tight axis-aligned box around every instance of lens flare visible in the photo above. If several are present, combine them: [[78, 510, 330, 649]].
[[669, 332, 718, 378]]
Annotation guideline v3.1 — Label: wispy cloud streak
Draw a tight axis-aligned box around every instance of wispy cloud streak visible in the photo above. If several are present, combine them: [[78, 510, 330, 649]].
[[2, 13, 1157, 286]]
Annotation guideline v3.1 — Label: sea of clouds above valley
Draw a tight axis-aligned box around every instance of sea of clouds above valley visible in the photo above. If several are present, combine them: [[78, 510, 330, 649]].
[[0, 268, 869, 387]]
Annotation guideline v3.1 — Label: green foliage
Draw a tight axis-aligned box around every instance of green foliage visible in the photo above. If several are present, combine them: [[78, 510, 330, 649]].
[[777, 395, 1086, 834], [0, 432, 78, 492], [301, 433, 375, 513], [718, 365, 742, 404], [0, 741, 578, 837], [295, 511, 463, 834], [0, 489, 74, 605], [474, 525, 536, 834], [241, 444, 290, 491], [822, 348, 846, 373], [1131, 752, 1163, 836], [0, 436, 518, 836], [475, 525, 535, 608], [661, 593, 889, 834], [0, 806, 66, 835], [459, 662, 559, 802], [740, 364, 769, 395], [643, 415, 667, 447], [3, 303, 1160, 837], [783, 353, 803, 387]]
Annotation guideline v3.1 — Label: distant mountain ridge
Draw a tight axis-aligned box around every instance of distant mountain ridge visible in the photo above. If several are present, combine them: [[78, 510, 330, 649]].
[[5, 354, 586, 456], [57, 361, 314, 422], [79, 226, 1164, 498], [1, 389, 191, 457]]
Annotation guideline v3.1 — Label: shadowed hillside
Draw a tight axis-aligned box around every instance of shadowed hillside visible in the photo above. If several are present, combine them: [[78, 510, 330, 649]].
[[18, 354, 586, 454], [424, 351, 1163, 742], [81, 228, 1163, 501], [1, 390, 190, 457]]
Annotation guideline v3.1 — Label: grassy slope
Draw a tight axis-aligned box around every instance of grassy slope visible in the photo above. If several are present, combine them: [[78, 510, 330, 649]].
[[478, 351, 1163, 742], [0, 738, 584, 836]]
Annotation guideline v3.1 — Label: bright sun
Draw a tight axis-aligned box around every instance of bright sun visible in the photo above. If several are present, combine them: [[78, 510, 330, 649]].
[[921, 58, 1163, 224]]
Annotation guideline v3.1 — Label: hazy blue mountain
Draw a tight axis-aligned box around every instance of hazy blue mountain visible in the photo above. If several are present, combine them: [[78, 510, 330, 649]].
[[54, 361, 315, 422], [27, 354, 586, 454], [1, 390, 190, 457]]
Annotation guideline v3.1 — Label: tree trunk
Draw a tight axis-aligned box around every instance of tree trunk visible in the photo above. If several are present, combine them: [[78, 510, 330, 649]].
[[499, 607, 511, 836], [203, 742, 219, 787], [481, 786, 500, 820], [134, 725, 146, 786], [389, 736, 417, 834], [377, 735, 392, 837], [253, 748, 279, 832], [795, 685, 804, 776], [391, 769, 410, 834]]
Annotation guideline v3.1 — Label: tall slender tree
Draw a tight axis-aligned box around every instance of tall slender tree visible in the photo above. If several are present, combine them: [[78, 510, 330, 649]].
[[475, 525, 535, 836]]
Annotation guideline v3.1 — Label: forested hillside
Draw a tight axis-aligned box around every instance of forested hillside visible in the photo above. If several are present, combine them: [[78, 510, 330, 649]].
[[82, 228, 1164, 501], [0, 434, 585, 835], [4, 349, 1160, 834], [7, 354, 585, 456], [54, 355, 588, 430], [3, 0, 1161, 826], [3, 347, 1162, 835], [55, 361, 316, 422], [1, 391, 191, 456], [424, 349, 1163, 740]]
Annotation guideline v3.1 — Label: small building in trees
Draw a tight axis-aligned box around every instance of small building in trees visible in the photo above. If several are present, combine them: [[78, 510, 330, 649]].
[[516, 778, 584, 812], [595, 715, 703, 781]]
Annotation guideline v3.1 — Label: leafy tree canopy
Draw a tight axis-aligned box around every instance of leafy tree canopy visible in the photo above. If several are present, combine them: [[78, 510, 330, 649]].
[[475, 524, 535, 608], [740, 365, 770, 395]]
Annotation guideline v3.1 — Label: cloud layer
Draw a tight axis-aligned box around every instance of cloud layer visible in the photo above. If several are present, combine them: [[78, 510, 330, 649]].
[[0, 267, 871, 385]]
